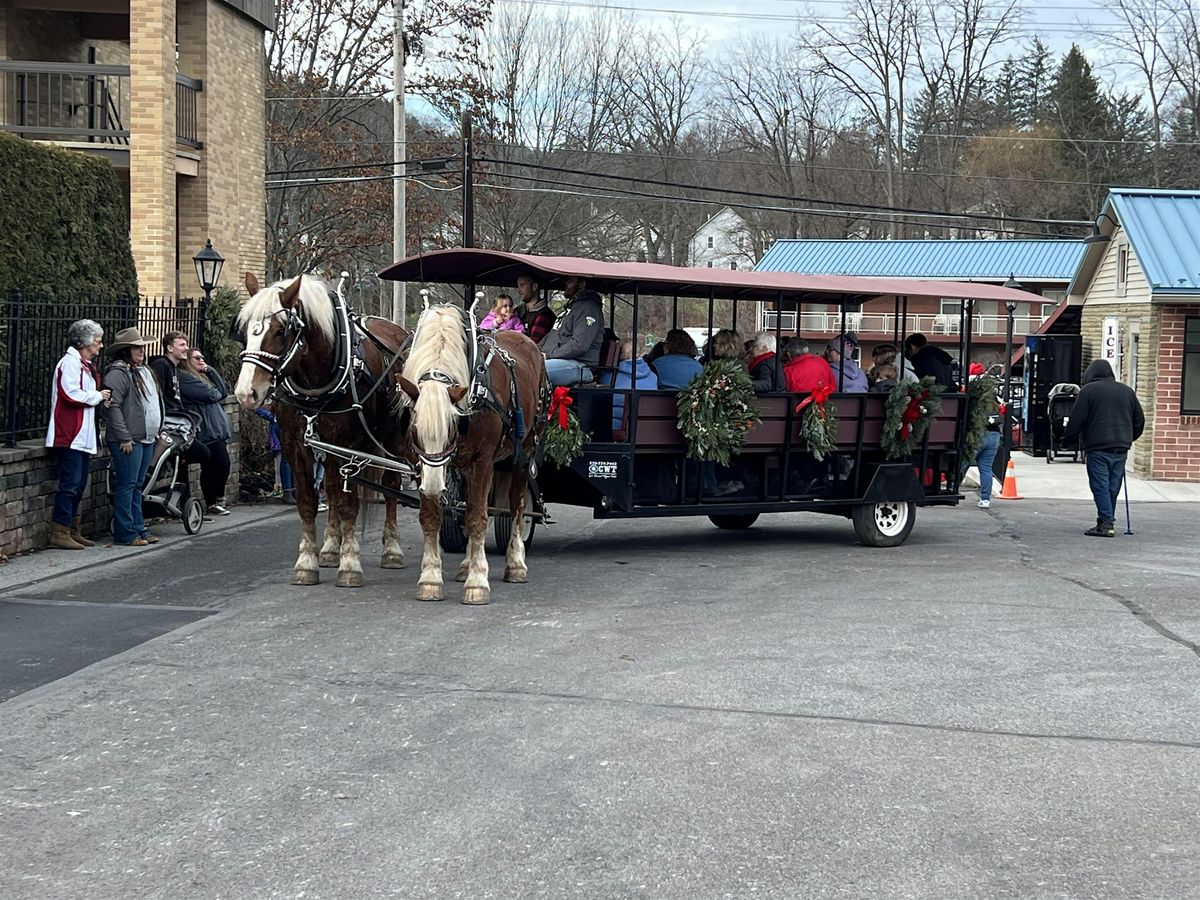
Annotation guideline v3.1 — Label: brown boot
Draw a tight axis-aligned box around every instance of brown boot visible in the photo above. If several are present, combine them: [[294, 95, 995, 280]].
[[50, 522, 85, 550], [70, 516, 95, 547]]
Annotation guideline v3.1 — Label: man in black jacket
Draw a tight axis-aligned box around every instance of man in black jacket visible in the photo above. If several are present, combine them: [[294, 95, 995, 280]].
[[1062, 359, 1145, 537], [541, 276, 604, 386], [904, 333, 956, 390]]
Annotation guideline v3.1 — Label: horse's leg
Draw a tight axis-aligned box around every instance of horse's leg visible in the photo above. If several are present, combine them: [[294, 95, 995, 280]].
[[504, 465, 529, 584], [417, 496, 444, 601], [380, 473, 405, 569], [287, 445, 320, 586], [318, 491, 341, 568], [461, 461, 493, 605], [332, 479, 364, 588]]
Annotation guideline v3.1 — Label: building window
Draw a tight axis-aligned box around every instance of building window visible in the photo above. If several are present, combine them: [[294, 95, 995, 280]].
[[1116, 244, 1129, 297], [706, 261, 713, 268], [1184, 317, 1200, 415], [706, 236, 714, 249], [730, 261, 737, 270]]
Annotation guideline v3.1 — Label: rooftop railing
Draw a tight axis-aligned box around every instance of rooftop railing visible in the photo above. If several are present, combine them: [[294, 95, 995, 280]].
[[758, 309, 1047, 338]]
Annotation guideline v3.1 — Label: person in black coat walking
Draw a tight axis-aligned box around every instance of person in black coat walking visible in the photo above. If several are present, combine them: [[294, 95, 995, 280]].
[[1062, 359, 1145, 537]]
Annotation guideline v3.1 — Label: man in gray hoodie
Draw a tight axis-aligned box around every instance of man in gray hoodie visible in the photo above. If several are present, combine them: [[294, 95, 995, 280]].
[[541, 276, 605, 386], [1062, 359, 1145, 537]]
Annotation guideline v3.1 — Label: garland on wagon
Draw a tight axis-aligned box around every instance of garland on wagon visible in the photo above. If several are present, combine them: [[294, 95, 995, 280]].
[[881, 376, 945, 459], [795, 381, 838, 461], [676, 358, 761, 466], [542, 386, 590, 467], [963, 375, 1000, 463]]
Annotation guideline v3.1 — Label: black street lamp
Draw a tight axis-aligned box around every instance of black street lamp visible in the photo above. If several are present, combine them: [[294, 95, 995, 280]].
[[1082, 210, 1120, 245], [192, 238, 225, 302]]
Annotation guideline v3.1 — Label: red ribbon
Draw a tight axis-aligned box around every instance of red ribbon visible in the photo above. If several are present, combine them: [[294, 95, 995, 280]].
[[548, 386, 573, 429], [794, 381, 833, 414]]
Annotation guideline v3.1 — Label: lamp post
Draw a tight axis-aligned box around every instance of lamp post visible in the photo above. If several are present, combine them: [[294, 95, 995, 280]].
[[192, 239, 224, 353], [1000, 273, 1023, 476]]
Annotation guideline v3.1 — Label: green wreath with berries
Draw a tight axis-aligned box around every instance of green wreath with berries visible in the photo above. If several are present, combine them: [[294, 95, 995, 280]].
[[881, 376, 945, 459], [676, 358, 761, 466]]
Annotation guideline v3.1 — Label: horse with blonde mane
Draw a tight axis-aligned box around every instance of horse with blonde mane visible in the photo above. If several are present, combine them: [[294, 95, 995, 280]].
[[234, 273, 411, 588], [396, 303, 547, 604]]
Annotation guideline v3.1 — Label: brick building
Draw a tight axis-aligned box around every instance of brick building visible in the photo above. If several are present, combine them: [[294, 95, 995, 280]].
[[1068, 188, 1200, 483], [0, 0, 272, 295], [754, 239, 1083, 368]]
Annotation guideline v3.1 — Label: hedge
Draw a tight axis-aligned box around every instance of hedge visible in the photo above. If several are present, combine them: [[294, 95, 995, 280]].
[[0, 132, 137, 297]]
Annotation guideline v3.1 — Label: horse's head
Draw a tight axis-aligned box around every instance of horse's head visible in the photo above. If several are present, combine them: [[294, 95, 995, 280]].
[[233, 273, 309, 409], [395, 305, 471, 497]]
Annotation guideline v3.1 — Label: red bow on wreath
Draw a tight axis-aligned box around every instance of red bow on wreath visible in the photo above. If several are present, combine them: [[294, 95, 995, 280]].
[[899, 391, 928, 440], [548, 386, 574, 429], [794, 381, 833, 414]]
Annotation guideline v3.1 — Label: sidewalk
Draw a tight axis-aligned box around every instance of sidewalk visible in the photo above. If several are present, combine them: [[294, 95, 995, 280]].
[[963, 451, 1200, 503]]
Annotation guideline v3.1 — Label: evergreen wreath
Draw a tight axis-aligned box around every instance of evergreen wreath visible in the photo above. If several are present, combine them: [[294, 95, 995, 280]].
[[795, 381, 838, 461], [963, 375, 1000, 463], [676, 358, 761, 466], [881, 376, 945, 459], [543, 387, 589, 467]]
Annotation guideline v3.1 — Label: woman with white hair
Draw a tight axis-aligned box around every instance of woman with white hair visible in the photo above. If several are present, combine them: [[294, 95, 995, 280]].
[[746, 331, 783, 393], [45, 318, 112, 550]]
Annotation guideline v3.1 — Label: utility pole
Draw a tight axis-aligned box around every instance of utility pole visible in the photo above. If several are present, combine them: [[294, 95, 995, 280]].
[[391, 0, 406, 325], [461, 108, 474, 249]]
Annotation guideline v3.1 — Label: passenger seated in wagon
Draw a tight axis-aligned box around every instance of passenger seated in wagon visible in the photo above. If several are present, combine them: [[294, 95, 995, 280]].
[[746, 332, 784, 393], [652, 329, 703, 390], [609, 338, 658, 433], [782, 336, 835, 393], [541, 275, 604, 386]]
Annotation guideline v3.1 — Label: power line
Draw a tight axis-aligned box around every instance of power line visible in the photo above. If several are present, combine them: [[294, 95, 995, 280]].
[[475, 179, 1068, 237], [266, 170, 456, 189], [266, 156, 460, 177], [476, 155, 1092, 226]]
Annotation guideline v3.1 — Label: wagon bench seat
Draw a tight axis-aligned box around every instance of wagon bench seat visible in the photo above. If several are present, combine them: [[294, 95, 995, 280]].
[[625, 390, 964, 453]]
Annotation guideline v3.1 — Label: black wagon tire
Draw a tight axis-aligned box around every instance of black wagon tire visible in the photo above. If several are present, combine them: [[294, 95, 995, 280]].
[[183, 497, 204, 534], [852, 501, 915, 547], [439, 470, 469, 554], [493, 485, 536, 553], [709, 513, 760, 530]]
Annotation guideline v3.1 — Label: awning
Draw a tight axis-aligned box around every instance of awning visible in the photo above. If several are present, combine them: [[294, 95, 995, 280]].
[[379, 248, 1041, 306]]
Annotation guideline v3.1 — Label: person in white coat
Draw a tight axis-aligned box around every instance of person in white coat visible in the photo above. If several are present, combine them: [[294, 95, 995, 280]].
[[45, 319, 112, 549]]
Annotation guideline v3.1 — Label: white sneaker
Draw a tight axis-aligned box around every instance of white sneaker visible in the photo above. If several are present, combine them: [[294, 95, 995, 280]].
[[208, 503, 231, 516], [978, 499, 991, 509]]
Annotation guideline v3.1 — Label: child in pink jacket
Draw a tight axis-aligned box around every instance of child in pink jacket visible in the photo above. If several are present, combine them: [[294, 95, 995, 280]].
[[479, 292, 526, 333]]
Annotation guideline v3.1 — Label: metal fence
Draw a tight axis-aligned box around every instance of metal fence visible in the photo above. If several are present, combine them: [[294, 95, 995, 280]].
[[1, 290, 208, 447]]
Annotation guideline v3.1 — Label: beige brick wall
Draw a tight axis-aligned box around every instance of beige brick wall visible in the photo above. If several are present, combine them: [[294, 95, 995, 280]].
[[175, 0, 267, 298], [130, 0, 177, 297]]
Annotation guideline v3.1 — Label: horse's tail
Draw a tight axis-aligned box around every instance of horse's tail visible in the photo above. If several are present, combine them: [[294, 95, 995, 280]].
[[414, 379, 457, 497]]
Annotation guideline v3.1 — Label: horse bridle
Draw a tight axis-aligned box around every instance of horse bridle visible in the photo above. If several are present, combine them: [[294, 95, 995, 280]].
[[411, 369, 461, 467], [239, 307, 307, 379]]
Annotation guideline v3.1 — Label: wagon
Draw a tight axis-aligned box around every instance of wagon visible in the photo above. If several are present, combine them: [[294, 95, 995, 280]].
[[379, 249, 1032, 548]]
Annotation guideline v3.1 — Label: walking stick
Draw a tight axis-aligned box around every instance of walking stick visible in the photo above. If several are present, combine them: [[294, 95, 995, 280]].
[[1123, 478, 1134, 535]]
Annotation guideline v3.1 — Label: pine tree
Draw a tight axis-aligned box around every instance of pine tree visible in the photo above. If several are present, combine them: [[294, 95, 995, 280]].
[[1016, 39, 1054, 127], [1048, 45, 1112, 218]]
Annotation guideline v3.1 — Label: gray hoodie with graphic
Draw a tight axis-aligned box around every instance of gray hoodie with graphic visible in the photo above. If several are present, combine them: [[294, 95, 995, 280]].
[[540, 290, 604, 367]]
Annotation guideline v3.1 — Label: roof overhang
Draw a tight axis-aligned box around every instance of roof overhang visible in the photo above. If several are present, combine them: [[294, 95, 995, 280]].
[[380, 249, 1043, 306]]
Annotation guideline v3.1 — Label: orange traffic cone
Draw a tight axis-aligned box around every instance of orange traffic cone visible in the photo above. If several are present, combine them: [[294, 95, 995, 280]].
[[996, 459, 1023, 500]]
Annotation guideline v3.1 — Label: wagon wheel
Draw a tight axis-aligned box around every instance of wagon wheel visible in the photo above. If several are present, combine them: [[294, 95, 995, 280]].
[[439, 469, 469, 554], [852, 501, 915, 548]]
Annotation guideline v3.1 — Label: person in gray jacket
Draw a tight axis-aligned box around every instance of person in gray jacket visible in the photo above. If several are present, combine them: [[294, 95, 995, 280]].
[[179, 348, 233, 516], [541, 276, 605, 386], [103, 328, 165, 546]]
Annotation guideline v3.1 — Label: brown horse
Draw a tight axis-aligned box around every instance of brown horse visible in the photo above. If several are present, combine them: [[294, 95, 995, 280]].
[[234, 273, 410, 588], [395, 304, 547, 604]]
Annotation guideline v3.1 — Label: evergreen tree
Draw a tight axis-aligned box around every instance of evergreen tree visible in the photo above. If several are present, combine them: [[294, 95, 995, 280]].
[[1016, 39, 1054, 127], [1048, 45, 1112, 217]]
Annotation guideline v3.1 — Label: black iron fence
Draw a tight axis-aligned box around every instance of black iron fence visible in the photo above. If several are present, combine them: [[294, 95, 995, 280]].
[[1, 291, 208, 447]]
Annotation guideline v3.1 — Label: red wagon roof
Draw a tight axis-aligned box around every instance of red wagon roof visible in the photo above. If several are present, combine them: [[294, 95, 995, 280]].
[[379, 248, 1041, 306]]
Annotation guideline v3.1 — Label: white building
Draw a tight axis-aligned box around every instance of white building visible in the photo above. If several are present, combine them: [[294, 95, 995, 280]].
[[688, 207, 757, 271]]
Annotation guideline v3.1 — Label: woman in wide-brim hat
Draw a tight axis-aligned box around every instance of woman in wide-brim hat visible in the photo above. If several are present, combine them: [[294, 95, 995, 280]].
[[102, 327, 165, 546]]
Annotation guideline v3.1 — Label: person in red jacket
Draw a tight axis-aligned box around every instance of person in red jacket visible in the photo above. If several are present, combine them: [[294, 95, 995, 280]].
[[45, 319, 112, 549], [782, 336, 835, 393]]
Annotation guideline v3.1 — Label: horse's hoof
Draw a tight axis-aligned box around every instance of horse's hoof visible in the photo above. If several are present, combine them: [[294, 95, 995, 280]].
[[380, 553, 406, 569], [418, 583, 444, 602], [462, 587, 491, 605], [335, 570, 364, 588], [503, 568, 528, 584], [292, 570, 320, 586], [318, 552, 339, 568]]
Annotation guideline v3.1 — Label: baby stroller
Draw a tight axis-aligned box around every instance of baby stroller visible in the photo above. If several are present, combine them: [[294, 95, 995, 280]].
[[1046, 383, 1081, 463], [108, 412, 206, 534]]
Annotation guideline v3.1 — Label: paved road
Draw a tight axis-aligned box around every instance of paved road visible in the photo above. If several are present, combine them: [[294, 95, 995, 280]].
[[1, 499, 1197, 898]]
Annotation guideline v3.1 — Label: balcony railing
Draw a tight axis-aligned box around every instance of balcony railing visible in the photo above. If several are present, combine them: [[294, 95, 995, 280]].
[[758, 309, 1046, 338], [0, 61, 202, 149]]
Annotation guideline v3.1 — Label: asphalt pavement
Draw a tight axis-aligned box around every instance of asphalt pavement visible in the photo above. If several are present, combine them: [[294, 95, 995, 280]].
[[1, 495, 1198, 899]]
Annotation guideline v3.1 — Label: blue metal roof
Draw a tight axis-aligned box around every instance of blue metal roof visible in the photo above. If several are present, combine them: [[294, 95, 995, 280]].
[[756, 239, 1084, 281], [1108, 189, 1200, 294]]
